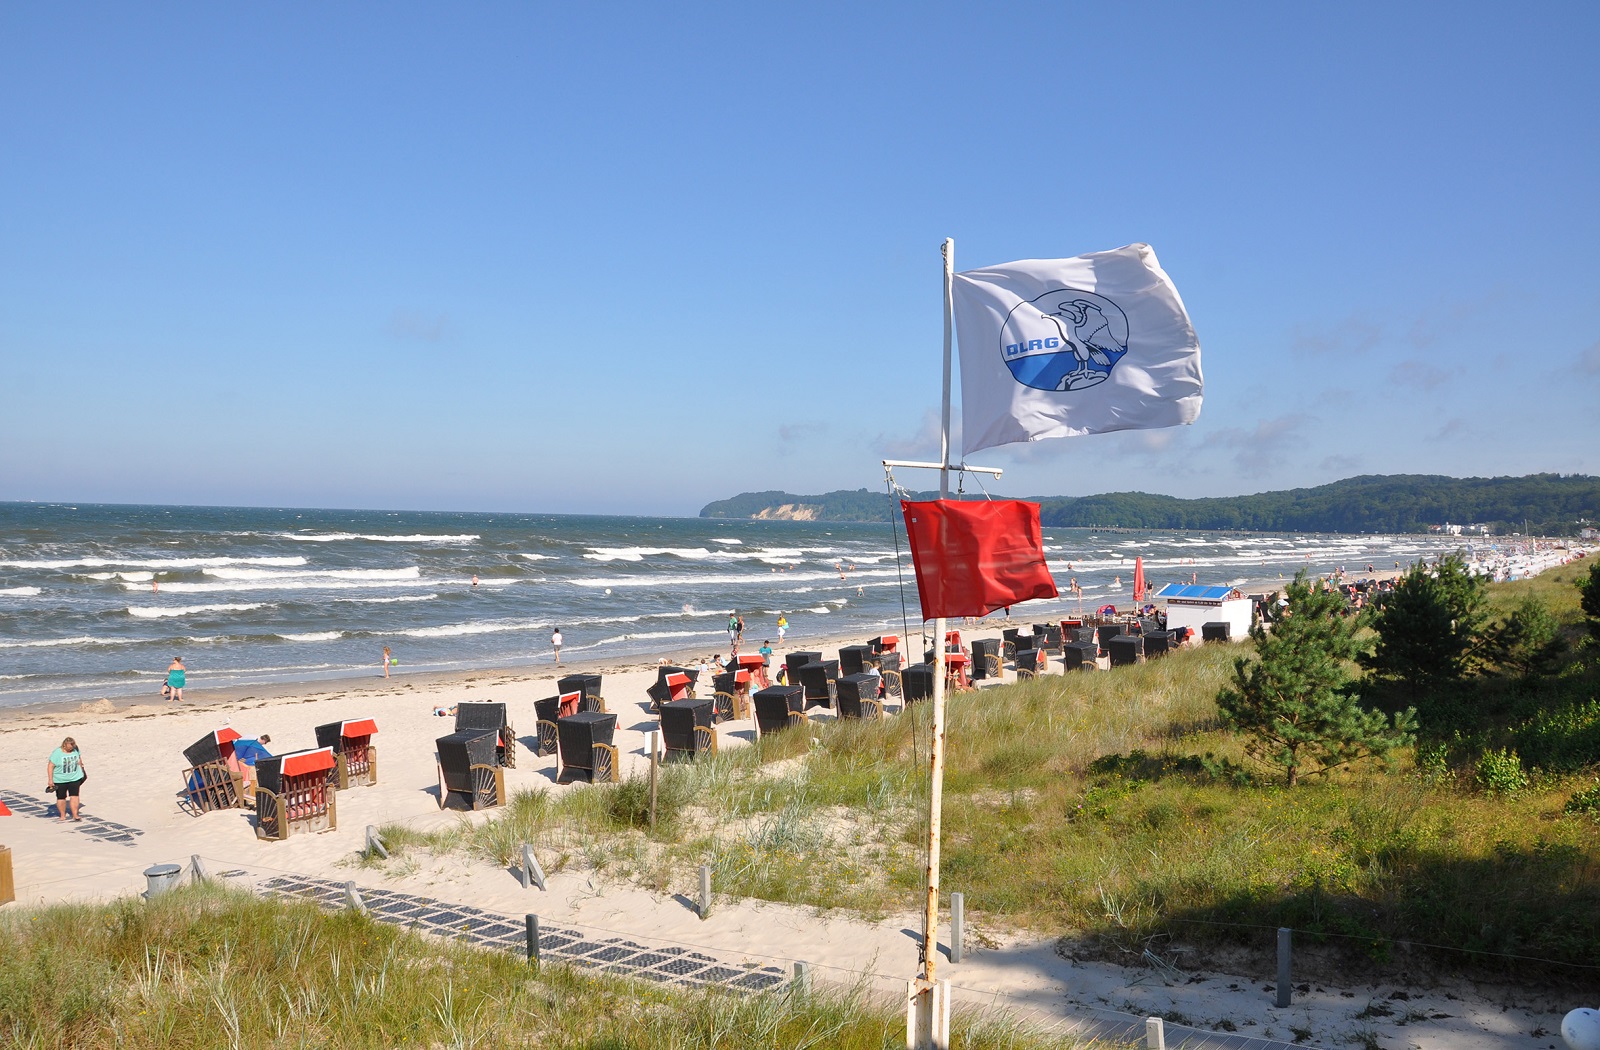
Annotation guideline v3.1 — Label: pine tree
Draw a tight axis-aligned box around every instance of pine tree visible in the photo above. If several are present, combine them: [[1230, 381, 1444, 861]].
[[1485, 595, 1567, 678], [1217, 572, 1416, 786], [1578, 562, 1600, 645], [1360, 553, 1489, 702]]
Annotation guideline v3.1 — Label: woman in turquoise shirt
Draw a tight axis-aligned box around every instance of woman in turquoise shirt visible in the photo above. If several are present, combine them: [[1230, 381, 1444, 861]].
[[44, 736, 87, 822]]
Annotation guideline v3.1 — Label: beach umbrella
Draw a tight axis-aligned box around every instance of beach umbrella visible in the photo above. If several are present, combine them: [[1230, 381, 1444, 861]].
[[1133, 556, 1147, 604]]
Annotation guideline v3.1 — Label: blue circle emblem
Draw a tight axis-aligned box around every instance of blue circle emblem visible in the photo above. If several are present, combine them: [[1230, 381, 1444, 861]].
[[999, 289, 1129, 392]]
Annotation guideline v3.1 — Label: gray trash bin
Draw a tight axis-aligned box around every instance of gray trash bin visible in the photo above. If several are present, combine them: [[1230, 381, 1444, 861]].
[[143, 863, 183, 898]]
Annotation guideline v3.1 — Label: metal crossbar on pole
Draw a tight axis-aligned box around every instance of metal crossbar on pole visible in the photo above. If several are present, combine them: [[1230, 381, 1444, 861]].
[[881, 459, 1003, 478]]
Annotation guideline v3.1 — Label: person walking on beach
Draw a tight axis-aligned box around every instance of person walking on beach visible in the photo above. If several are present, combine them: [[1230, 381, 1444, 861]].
[[551, 627, 563, 666], [382, 646, 392, 678], [165, 656, 186, 703], [45, 737, 86, 821], [776, 613, 788, 642]]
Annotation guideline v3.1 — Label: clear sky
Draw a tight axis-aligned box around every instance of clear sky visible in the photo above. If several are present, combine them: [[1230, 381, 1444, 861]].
[[3, 3, 1597, 516]]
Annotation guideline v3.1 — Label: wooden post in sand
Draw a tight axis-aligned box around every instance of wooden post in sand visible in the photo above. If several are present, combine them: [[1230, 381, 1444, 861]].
[[698, 864, 712, 919], [1276, 927, 1292, 1007], [649, 732, 659, 829], [0, 846, 14, 905]]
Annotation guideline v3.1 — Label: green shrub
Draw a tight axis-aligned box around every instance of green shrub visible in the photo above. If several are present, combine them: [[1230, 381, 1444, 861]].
[[1474, 747, 1530, 795], [1564, 780, 1600, 817], [1512, 698, 1600, 772]]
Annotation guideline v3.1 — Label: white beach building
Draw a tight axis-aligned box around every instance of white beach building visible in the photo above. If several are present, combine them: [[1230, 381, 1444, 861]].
[[1157, 583, 1252, 640]]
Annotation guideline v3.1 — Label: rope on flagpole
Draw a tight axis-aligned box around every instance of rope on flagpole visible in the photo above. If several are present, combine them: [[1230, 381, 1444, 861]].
[[884, 468, 915, 660]]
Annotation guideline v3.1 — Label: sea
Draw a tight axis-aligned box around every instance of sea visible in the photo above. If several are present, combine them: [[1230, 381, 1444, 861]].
[[0, 502, 1475, 710]]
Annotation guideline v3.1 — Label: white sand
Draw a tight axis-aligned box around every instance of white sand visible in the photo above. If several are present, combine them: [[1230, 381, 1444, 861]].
[[0, 622, 1580, 1049]]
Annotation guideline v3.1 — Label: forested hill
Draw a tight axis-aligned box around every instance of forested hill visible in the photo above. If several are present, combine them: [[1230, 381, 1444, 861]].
[[698, 474, 1600, 534]]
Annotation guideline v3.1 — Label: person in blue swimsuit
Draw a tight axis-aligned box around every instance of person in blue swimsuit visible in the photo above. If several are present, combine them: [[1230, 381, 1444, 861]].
[[166, 656, 186, 702]]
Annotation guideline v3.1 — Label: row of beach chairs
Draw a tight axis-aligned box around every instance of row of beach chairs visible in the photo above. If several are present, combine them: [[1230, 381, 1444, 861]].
[[179, 719, 378, 841]]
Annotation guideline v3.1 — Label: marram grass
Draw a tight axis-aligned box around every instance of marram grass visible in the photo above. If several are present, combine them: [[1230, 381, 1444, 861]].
[[0, 884, 1100, 1050], [376, 574, 1600, 976]]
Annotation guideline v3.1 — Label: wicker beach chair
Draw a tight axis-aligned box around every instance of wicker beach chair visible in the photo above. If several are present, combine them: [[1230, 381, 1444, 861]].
[[797, 659, 839, 709], [660, 699, 717, 762], [970, 639, 1001, 681], [436, 730, 505, 810], [455, 702, 517, 769], [1107, 635, 1144, 667], [556, 712, 619, 784], [752, 684, 807, 737], [179, 729, 246, 815], [534, 697, 561, 757], [558, 673, 606, 713], [902, 663, 935, 703], [255, 748, 338, 840], [837, 673, 884, 720], [314, 719, 379, 789]]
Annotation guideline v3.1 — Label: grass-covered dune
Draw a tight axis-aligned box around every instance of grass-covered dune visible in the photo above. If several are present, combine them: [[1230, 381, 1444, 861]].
[[375, 566, 1600, 982], [0, 884, 1082, 1050]]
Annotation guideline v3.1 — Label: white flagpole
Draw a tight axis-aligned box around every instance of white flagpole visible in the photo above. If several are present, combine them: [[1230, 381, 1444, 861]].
[[920, 238, 954, 997]]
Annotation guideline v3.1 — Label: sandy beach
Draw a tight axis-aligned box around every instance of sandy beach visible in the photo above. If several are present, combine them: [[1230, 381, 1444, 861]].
[[1, 606, 1581, 1050]]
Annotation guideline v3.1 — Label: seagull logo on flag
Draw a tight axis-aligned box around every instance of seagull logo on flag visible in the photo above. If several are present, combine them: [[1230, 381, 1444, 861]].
[[999, 289, 1129, 392]]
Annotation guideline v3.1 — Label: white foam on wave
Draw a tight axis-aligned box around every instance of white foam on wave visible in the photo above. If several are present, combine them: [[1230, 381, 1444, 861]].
[[569, 567, 902, 589], [336, 594, 438, 604], [4, 555, 308, 570], [517, 553, 557, 561], [126, 603, 265, 619], [272, 532, 479, 544], [589, 628, 728, 646], [0, 586, 42, 596], [121, 579, 423, 594], [583, 546, 715, 562], [206, 566, 422, 581], [710, 538, 742, 545], [396, 619, 544, 640], [0, 634, 116, 649], [280, 631, 344, 642]]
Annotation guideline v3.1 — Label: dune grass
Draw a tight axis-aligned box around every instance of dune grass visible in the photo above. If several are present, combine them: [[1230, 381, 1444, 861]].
[[371, 567, 1600, 978], [0, 883, 1095, 1050]]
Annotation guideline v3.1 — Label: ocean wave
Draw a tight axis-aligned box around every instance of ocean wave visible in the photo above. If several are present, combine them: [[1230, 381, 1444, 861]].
[[395, 619, 545, 640], [583, 546, 716, 562], [205, 566, 422, 581], [1, 555, 307, 570], [120, 579, 425, 594], [280, 631, 344, 642], [589, 629, 729, 646], [272, 531, 479, 544], [126, 603, 265, 619], [517, 553, 556, 561], [0, 586, 42, 596], [569, 567, 902, 589], [710, 538, 742, 545], [335, 594, 438, 604], [0, 634, 117, 649]]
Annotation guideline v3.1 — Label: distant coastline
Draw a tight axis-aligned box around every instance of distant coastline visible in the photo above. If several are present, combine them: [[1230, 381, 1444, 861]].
[[700, 472, 1600, 535]]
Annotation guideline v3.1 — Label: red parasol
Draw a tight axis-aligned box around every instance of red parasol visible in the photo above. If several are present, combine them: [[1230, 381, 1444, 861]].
[[1133, 556, 1147, 604]]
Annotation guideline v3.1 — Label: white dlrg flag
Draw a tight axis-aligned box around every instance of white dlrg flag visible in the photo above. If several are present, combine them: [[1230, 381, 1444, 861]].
[[952, 243, 1203, 455]]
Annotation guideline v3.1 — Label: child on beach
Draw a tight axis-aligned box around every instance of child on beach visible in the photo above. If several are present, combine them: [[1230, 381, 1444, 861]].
[[551, 627, 563, 666], [776, 613, 788, 641], [382, 646, 392, 678]]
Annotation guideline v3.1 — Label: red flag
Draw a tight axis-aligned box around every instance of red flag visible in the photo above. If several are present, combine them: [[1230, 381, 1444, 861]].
[[901, 499, 1058, 620], [1133, 556, 1147, 604]]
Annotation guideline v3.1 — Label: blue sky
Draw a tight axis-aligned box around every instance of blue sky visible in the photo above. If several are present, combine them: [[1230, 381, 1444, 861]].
[[2, 3, 1597, 515]]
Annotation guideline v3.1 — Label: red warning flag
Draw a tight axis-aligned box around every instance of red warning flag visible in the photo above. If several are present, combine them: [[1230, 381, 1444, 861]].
[[901, 500, 1058, 620], [0, 798, 11, 815]]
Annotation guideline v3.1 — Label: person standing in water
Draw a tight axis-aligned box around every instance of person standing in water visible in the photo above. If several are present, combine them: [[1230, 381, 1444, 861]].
[[45, 736, 87, 821], [165, 656, 186, 702], [551, 627, 563, 666]]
